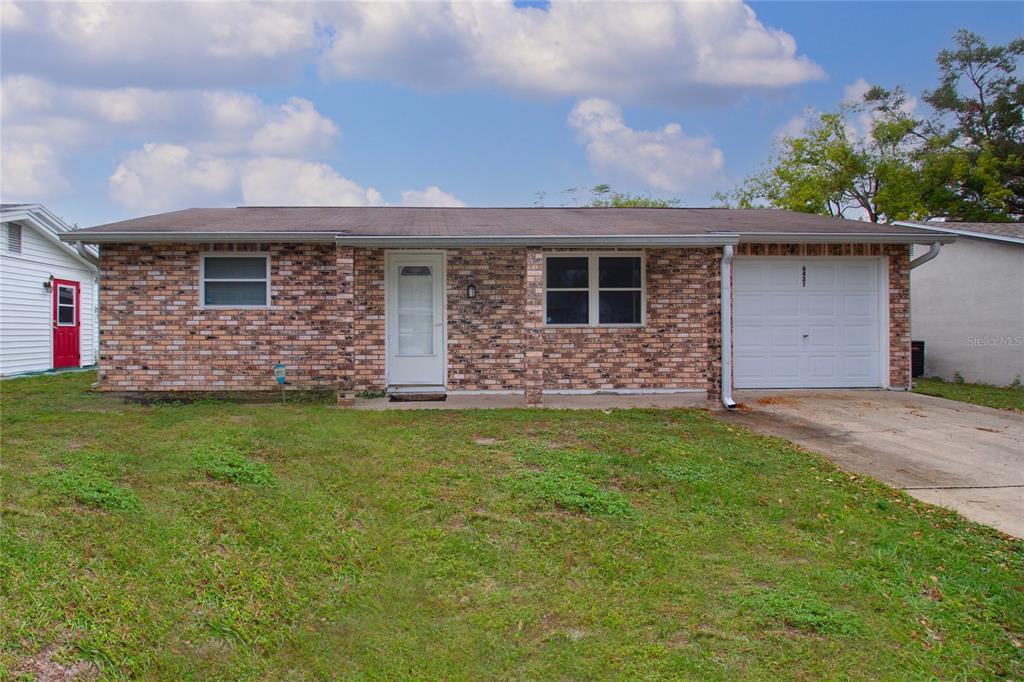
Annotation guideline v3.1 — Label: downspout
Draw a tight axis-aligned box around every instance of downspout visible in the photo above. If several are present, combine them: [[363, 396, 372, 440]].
[[74, 240, 99, 267], [910, 241, 942, 269], [720, 244, 736, 409]]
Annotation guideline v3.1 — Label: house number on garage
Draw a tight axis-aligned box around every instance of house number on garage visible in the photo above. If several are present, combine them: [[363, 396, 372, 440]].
[[801, 265, 806, 287]]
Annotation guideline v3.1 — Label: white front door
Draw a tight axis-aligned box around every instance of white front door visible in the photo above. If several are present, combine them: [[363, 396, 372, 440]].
[[386, 252, 446, 389], [733, 258, 884, 389]]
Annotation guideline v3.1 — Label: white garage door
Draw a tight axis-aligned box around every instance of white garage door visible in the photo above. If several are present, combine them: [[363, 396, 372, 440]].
[[733, 258, 884, 389]]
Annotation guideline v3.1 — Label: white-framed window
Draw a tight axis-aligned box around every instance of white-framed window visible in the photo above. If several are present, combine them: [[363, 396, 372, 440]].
[[200, 253, 270, 308], [5, 224, 22, 253], [544, 253, 644, 326], [56, 284, 76, 326]]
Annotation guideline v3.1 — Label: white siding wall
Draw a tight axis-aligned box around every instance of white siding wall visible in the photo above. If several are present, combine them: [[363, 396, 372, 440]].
[[0, 221, 98, 375], [911, 238, 1024, 386]]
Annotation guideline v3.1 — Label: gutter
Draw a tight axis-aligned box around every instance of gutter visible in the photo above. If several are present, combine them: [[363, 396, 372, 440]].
[[73, 241, 99, 266], [909, 241, 943, 269], [720, 244, 736, 410], [333, 234, 741, 247], [736, 232, 956, 245], [59, 231, 337, 244]]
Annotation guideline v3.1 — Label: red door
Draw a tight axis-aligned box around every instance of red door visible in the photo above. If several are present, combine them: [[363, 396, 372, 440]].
[[53, 279, 81, 369]]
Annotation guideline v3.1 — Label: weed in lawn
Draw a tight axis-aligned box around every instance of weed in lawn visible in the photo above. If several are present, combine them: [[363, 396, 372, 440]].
[[45, 467, 142, 512], [508, 468, 632, 517], [194, 436, 275, 486], [735, 587, 862, 635]]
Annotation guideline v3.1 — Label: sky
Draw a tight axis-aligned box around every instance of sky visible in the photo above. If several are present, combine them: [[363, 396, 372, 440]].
[[1, 1, 1021, 228]]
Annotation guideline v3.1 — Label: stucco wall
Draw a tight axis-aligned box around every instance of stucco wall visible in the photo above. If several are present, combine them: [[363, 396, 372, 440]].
[[911, 238, 1024, 386]]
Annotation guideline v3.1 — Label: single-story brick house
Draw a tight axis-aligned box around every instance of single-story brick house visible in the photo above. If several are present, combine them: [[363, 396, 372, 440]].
[[61, 207, 952, 407]]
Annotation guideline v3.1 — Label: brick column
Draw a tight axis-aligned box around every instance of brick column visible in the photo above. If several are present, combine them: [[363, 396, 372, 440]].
[[336, 245, 356, 406], [524, 248, 545, 406], [887, 244, 912, 389]]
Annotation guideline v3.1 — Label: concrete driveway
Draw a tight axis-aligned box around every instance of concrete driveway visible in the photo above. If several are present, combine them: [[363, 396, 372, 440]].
[[719, 390, 1024, 538]]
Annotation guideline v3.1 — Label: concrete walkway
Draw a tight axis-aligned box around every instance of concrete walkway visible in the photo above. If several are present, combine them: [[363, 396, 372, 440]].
[[721, 389, 1024, 538]]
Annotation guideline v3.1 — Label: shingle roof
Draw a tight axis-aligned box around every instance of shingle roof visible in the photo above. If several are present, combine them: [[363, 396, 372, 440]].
[[64, 206, 953, 244], [897, 220, 1024, 242]]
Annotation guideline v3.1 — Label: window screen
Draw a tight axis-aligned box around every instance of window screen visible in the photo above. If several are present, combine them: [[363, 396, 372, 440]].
[[545, 255, 643, 326], [202, 256, 269, 306]]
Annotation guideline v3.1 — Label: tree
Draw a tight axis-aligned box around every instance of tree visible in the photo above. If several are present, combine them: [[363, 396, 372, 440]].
[[918, 30, 1024, 219], [720, 101, 924, 223], [721, 30, 1023, 222], [585, 184, 681, 208]]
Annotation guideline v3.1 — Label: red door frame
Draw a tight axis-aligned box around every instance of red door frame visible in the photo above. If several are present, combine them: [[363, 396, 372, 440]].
[[52, 278, 81, 369]]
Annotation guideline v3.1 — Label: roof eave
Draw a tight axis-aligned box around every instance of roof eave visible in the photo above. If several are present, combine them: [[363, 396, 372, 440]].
[[333, 234, 741, 247], [893, 221, 1023, 245], [738, 232, 957, 244], [59, 231, 338, 244]]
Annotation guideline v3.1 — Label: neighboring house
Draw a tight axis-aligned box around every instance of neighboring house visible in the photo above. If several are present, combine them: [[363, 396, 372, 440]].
[[0, 204, 100, 376], [59, 207, 952, 406], [896, 220, 1024, 386]]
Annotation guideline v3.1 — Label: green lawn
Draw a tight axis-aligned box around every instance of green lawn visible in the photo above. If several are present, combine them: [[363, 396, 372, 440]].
[[913, 376, 1024, 412], [2, 373, 1022, 680]]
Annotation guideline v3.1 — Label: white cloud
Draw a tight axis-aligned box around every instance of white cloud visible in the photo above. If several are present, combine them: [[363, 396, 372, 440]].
[[109, 143, 237, 212], [318, 1, 824, 106], [240, 158, 383, 206], [249, 98, 339, 157], [843, 77, 873, 105], [0, 141, 67, 200], [400, 186, 466, 207], [568, 98, 724, 193], [3, 1, 319, 88], [5, 2, 823, 106], [773, 108, 814, 142]]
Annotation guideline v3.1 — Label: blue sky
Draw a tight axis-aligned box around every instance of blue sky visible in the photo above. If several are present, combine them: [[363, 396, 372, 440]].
[[1, 1, 1020, 228]]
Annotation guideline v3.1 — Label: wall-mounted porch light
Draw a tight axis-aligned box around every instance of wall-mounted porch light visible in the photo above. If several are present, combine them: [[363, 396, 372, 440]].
[[466, 283, 477, 299], [43, 275, 54, 292]]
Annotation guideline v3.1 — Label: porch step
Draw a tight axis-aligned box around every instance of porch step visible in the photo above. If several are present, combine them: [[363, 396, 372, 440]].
[[388, 391, 447, 402]]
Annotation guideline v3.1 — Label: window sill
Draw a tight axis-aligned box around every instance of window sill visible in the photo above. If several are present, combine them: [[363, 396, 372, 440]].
[[200, 305, 271, 310], [543, 324, 645, 329]]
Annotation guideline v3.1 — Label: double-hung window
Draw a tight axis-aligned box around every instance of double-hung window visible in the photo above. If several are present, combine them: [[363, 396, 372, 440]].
[[201, 254, 270, 307], [544, 254, 644, 326]]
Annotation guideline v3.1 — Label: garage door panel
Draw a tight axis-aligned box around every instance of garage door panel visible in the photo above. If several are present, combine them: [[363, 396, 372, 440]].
[[733, 258, 882, 389], [771, 325, 802, 347], [807, 326, 837, 347], [806, 263, 838, 289], [772, 294, 800, 317], [770, 264, 803, 288], [842, 263, 876, 289], [734, 292, 765, 317], [808, 355, 838, 378], [807, 294, 836, 317]]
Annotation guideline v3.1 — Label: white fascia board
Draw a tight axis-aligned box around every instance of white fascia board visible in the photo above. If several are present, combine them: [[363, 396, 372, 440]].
[[4, 207, 99, 269], [333, 234, 741, 247], [893, 221, 1023, 245], [739, 232, 957, 244], [59, 231, 337, 244]]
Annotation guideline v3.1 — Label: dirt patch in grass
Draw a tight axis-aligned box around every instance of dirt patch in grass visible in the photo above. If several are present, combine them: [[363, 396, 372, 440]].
[[755, 396, 800, 407], [12, 645, 99, 682]]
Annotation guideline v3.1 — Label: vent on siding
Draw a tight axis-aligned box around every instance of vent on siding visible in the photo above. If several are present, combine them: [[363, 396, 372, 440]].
[[6, 224, 22, 253]]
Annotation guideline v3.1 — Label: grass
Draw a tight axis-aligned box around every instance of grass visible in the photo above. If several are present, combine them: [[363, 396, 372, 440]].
[[2, 372, 1022, 680], [913, 376, 1024, 412]]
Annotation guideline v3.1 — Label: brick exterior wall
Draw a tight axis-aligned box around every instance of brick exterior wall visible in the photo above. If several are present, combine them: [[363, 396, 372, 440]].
[[96, 241, 912, 399], [447, 249, 527, 391], [352, 249, 385, 392], [536, 248, 713, 392], [98, 243, 342, 392]]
